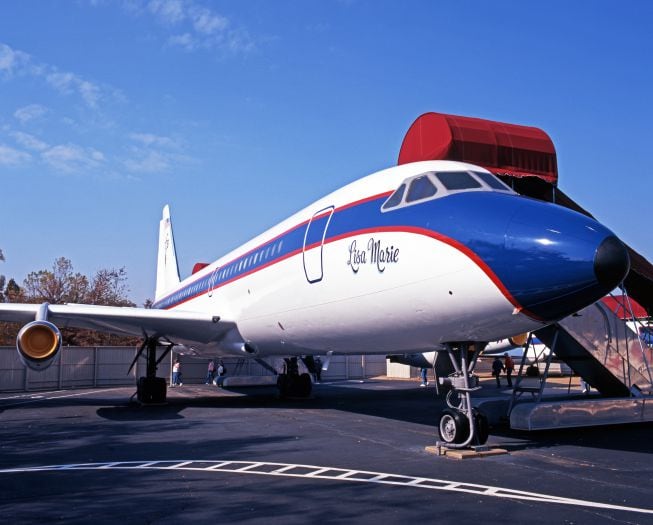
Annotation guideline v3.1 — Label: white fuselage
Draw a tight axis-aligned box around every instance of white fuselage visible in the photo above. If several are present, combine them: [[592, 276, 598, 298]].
[[154, 161, 547, 358]]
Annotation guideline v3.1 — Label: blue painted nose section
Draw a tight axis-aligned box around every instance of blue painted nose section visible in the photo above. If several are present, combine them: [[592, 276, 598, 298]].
[[502, 198, 629, 320]]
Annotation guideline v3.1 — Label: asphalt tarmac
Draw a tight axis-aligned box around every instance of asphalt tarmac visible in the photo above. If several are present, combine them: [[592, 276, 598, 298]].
[[1, 378, 652, 524]]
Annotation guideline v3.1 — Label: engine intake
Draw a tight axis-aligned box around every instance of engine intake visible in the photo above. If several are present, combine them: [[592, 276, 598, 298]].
[[17, 320, 62, 371]]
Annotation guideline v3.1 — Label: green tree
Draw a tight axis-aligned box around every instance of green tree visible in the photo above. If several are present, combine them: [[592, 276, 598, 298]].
[[4, 278, 24, 302]]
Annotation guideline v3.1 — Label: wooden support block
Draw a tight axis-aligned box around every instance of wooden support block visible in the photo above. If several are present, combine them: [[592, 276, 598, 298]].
[[425, 446, 508, 459]]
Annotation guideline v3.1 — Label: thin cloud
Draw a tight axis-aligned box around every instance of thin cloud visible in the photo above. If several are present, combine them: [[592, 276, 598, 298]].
[[46, 72, 103, 108], [147, 0, 186, 25], [129, 132, 177, 148], [192, 6, 228, 35], [124, 149, 171, 173], [11, 131, 49, 152], [0, 41, 119, 109], [168, 33, 196, 51], [0, 43, 30, 76], [14, 104, 48, 124], [123, 130, 188, 173], [109, 0, 254, 54], [42, 143, 106, 173], [0, 143, 31, 166]]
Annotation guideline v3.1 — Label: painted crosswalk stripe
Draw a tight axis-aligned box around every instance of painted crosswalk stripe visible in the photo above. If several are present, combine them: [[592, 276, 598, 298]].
[[1, 460, 651, 516]]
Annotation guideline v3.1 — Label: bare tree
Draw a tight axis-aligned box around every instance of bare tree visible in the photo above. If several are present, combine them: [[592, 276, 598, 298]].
[[1, 257, 138, 346], [0, 248, 5, 302], [87, 267, 134, 307]]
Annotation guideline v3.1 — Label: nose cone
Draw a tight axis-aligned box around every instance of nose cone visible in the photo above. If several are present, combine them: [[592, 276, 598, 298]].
[[594, 236, 630, 286], [497, 199, 630, 321]]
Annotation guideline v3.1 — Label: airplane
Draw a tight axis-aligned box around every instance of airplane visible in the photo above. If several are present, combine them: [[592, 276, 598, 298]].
[[388, 333, 533, 369], [0, 159, 630, 448]]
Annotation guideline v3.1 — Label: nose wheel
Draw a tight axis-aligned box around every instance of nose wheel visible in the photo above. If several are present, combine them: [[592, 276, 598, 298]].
[[438, 408, 468, 444], [436, 343, 489, 448], [438, 408, 489, 445]]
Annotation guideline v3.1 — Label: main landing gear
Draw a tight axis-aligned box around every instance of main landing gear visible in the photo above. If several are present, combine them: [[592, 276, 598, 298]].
[[276, 357, 312, 398], [436, 343, 489, 447], [128, 338, 172, 404]]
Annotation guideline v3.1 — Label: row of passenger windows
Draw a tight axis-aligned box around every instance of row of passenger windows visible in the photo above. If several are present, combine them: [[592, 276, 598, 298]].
[[382, 170, 513, 211], [164, 239, 286, 305], [211, 239, 285, 284]]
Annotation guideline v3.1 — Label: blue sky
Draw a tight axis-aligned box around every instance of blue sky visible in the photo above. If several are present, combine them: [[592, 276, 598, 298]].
[[1, 0, 651, 303]]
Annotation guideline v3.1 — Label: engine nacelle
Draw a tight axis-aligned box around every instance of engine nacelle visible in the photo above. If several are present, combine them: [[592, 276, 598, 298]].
[[16, 320, 62, 371], [387, 352, 436, 368]]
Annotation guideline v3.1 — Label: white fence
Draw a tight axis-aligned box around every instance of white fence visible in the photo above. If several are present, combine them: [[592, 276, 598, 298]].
[[0, 346, 389, 392]]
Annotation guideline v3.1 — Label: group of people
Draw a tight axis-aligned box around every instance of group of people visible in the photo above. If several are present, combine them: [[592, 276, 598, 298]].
[[492, 353, 515, 388], [170, 358, 226, 387], [205, 359, 226, 386], [418, 353, 516, 389]]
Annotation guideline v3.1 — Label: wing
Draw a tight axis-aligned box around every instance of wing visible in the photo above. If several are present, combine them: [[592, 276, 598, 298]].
[[0, 303, 236, 347]]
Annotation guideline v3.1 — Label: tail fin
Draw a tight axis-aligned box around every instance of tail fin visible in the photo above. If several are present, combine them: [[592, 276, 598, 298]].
[[155, 205, 181, 301]]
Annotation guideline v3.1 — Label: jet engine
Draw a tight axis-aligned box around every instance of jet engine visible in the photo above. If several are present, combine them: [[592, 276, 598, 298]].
[[509, 333, 529, 346], [387, 352, 436, 369], [16, 320, 62, 371]]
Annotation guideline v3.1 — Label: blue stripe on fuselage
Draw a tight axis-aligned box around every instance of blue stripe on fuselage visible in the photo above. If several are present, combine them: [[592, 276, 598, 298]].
[[153, 191, 616, 320]]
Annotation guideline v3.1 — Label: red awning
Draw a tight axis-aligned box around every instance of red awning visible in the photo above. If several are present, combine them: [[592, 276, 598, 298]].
[[398, 112, 558, 185], [601, 295, 650, 320], [192, 262, 210, 274]]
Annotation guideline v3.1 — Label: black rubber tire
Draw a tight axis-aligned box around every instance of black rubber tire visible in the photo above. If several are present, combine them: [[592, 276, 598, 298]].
[[297, 373, 312, 397], [137, 377, 167, 404], [277, 373, 312, 398], [277, 374, 289, 398], [438, 408, 469, 444], [473, 409, 490, 445]]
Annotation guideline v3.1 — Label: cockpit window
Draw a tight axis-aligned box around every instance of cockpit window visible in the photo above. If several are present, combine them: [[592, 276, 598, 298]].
[[406, 175, 437, 202], [435, 171, 482, 190], [472, 171, 512, 191], [382, 183, 406, 210], [381, 168, 516, 213]]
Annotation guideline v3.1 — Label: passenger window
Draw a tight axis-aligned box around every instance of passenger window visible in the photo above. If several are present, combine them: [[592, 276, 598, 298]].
[[472, 171, 511, 191], [382, 183, 406, 210], [406, 176, 437, 203], [435, 171, 482, 190]]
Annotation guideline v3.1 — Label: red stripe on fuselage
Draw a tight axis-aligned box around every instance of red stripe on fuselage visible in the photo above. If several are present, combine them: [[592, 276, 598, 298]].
[[158, 187, 542, 321]]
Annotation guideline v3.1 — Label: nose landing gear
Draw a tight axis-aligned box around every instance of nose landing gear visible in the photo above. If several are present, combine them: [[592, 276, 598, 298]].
[[436, 343, 489, 448]]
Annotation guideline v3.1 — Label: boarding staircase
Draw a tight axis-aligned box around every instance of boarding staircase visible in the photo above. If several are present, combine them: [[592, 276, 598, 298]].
[[504, 294, 653, 430], [535, 297, 653, 397]]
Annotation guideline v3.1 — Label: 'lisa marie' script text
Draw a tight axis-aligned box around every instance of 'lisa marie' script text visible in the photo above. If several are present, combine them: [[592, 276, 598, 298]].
[[347, 238, 399, 274]]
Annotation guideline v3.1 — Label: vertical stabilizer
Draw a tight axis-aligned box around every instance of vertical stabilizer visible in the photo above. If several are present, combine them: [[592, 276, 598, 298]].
[[155, 205, 181, 301]]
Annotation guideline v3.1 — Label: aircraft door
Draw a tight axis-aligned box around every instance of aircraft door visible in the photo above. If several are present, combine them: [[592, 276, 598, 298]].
[[208, 267, 220, 297], [303, 206, 334, 283]]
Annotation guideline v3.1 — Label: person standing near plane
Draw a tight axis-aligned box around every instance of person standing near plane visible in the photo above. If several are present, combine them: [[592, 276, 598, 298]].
[[314, 356, 323, 383], [504, 353, 515, 387], [580, 377, 591, 394], [205, 359, 215, 385], [492, 356, 504, 388], [214, 360, 226, 387], [172, 359, 182, 387], [420, 367, 429, 387]]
